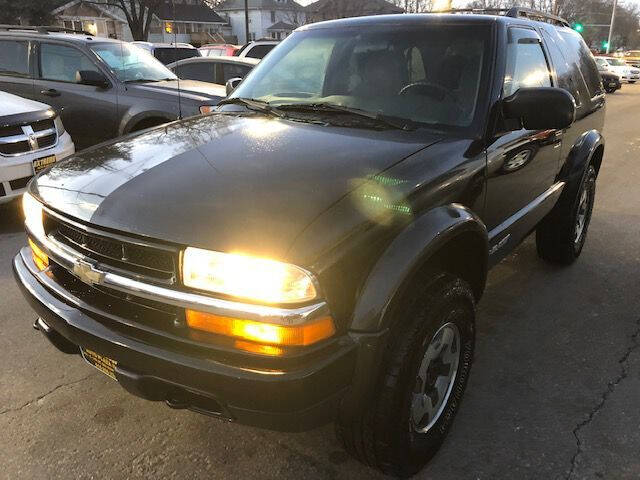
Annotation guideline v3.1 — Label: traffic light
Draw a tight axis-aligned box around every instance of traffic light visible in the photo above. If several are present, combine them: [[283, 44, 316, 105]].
[[602, 41, 610, 50], [573, 23, 584, 33]]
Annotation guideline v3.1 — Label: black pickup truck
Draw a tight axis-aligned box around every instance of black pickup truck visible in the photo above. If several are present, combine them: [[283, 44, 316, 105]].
[[14, 8, 605, 477]]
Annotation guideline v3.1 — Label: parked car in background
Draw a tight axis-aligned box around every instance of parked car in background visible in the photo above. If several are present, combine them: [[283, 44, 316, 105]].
[[168, 56, 259, 85], [595, 56, 640, 83], [0, 91, 74, 204], [15, 9, 605, 478], [132, 41, 200, 65], [622, 50, 640, 68], [0, 26, 225, 150], [235, 40, 278, 59], [199, 43, 239, 57]]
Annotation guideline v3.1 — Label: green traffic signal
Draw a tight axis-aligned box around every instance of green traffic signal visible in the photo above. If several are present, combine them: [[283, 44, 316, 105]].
[[603, 41, 610, 49], [573, 23, 584, 32]]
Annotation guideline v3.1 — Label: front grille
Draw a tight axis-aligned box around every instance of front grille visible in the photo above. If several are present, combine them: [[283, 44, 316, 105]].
[[0, 117, 57, 156], [50, 264, 183, 331], [9, 175, 33, 191], [44, 213, 178, 284]]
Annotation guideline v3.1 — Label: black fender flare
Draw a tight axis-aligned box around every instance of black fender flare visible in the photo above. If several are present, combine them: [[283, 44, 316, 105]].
[[349, 203, 488, 333], [559, 129, 604, 187]]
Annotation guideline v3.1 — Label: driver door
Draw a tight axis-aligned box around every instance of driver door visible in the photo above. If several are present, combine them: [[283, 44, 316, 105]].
[[484, 27, 563, 258], [32, 41, 117, 150]]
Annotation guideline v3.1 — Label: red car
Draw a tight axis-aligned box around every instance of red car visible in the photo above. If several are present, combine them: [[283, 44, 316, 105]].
[[199, 44, 239, 57]]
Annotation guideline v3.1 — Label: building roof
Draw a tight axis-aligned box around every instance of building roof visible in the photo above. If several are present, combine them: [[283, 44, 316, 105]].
[[266, 21, 297, 31], [216, 0, 305, 12], [156, 2, 226, 23], [305, 0, 404, 15]]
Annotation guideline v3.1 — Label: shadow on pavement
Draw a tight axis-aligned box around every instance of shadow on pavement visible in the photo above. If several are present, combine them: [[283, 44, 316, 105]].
[[0, 199, 24, 234]]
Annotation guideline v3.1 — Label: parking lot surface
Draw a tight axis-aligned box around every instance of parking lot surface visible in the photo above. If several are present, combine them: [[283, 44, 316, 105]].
[[1, 86, 639, 480]]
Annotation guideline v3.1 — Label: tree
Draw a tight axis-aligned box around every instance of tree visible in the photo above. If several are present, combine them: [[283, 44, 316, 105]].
[[0, 0, 66, 25], [89, 0, 163, 41]]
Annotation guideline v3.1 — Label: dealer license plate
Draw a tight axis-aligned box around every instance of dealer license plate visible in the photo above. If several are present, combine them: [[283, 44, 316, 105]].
[[80, 347, 117, 380], [33, 155, 57, 174]]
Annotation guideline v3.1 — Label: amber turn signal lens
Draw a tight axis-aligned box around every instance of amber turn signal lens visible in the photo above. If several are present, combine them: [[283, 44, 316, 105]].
[[28, 238, 49, 271], [185, 310, 336, 348]]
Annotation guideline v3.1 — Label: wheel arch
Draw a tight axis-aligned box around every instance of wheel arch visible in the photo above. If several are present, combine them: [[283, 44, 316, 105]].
[[120, 110, 176, 136], [349, 204, 488, 333], [559, 129, 605, 185]]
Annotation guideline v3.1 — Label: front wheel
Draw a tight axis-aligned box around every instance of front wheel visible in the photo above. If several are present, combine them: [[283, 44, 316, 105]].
[[536, 165, 597, 264], [336, 275, 475, 477]]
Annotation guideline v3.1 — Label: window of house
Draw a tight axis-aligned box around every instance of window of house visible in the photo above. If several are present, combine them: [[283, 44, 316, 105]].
[[271, 11, 276, 23], [0, 40, 29, 77]]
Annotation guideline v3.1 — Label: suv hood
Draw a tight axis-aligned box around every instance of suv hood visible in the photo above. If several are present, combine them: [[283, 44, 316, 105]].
[[128, 79, 226, 101], [32, 113, 441, 259], [0, 91, 51, 116]]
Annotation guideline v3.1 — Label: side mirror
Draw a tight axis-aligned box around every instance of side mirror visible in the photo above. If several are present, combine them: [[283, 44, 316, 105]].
[[75, 70, 110, 89], [226, 77, 242, 96], [503, 87, 576, 131]]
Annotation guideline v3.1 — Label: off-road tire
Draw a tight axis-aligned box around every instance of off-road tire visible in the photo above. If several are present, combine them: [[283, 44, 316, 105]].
[[536, 164, 597, 265], [335, 274, 475, 478]]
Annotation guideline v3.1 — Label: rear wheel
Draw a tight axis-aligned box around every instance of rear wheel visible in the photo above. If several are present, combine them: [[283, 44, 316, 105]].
[[336, 275, 475, 477], [536, 164, 597, 265]]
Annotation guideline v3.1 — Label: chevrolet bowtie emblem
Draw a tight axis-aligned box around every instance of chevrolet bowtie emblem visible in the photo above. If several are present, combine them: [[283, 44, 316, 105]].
[[72, 259, 105, 285]]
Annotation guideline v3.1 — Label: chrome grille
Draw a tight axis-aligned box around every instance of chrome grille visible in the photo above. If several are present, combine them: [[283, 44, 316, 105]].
[[44, 212, 179, 285], [0, 119, 57, 156]]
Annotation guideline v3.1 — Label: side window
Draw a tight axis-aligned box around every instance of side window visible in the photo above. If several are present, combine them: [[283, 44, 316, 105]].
[[175, 62, 213, 82], [540, 29, 583, 108], [503, 28, 551, 97], [558, 30, 603, 98], [40, 43, 99, 83], [0, 40, 30, 77], [221, 63, 251, 83], [245, 45, 275, 59]]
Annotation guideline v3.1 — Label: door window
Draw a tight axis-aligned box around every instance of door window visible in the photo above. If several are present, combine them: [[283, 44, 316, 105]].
[[174, 62, 214, 82], [558, 30, 603, 98], [40, 43, 100, 83], [503, 28, 551, 97], [221, 63, 251, 83], [0, 40, 30, 77]]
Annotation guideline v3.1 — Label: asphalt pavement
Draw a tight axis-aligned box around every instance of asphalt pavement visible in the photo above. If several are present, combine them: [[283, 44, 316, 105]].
[[1, 86, 639, 480]]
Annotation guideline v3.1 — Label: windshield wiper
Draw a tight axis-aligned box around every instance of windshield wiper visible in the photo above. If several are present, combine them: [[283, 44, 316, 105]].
[[217, 97, 285, 118], [275, 103, 416, 131]]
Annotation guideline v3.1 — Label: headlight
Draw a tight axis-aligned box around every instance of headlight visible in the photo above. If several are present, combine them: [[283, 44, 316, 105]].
[[23, 192, 45, 240], [54, 116, 66, 136], [182, 247, 318, 304], [199, 105, 215, 114]]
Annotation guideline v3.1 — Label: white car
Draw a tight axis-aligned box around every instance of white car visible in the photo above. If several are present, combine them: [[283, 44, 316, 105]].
[[0, 91, 74, 204], [595, 56, 640, 83]]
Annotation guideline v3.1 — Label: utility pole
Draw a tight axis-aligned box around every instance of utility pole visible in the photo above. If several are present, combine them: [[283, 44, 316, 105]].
[[606, 0, 618, 54], [244, 0, 250, 44]]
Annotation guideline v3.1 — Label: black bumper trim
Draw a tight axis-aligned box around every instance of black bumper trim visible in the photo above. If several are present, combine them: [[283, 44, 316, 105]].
[[13, 252, 357, 432]]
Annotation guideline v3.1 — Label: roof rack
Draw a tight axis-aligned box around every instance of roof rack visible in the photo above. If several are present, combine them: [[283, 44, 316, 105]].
[[435, 6, 570, 28], [0, 24, 94, 36]]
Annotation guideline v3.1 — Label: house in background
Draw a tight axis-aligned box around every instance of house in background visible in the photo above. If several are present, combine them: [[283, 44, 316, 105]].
[[305, 0, 403, 23], [51, 0, 232, 46], [215, 0, 306, 44], [51, 0, 130, 39]]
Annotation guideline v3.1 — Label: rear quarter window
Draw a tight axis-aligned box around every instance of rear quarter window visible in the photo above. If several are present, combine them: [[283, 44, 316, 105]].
[[557, 29, 603, 98]]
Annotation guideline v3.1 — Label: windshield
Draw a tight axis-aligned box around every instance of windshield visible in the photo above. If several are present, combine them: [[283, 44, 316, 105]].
[[90, 43, 177, 82], [606, 58, 626, 66], [231, 24, 492, 130]]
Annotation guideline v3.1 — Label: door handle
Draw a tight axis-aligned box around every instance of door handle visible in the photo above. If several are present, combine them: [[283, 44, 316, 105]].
[[40, 88, 60, 97]]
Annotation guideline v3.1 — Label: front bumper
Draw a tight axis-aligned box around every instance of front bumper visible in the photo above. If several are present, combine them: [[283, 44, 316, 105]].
[[13, 249, 358, 432], [0, 132, 74, 204]]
